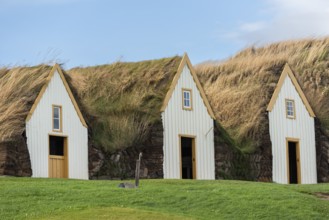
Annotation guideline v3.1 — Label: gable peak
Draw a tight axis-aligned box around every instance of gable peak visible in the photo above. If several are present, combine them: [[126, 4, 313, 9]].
[[160, 53, 216, 119], [266, 63, 315, 117], [25, 63, 88, 127]]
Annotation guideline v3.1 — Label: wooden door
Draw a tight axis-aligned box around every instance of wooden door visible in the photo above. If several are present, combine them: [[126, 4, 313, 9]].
[[49, 136, 68, 178], [49, 155, 65, 178], [287, 140, 301, 184], [180, 136, 197, 179], [192, 138, 196, 179]]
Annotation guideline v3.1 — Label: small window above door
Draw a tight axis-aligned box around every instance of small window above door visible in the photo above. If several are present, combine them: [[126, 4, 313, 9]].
[[182, 89, 193, 110], [53, 105, 62, 132], [285, 99, 295, 119]]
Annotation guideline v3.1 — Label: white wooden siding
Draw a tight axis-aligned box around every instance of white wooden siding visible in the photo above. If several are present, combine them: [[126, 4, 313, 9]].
[[269, 75, 317, 184], [26, 70, 88, 180], [162, 65, 215, 180]]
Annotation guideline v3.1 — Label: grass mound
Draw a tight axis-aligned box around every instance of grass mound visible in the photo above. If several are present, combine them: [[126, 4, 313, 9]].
[[67, 56, 182, 152], [197, 37, 329, 151], [0, 65, 52, 141]]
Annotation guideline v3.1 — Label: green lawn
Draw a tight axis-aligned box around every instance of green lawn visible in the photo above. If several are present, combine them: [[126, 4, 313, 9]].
[[1, 177, 329, 219]]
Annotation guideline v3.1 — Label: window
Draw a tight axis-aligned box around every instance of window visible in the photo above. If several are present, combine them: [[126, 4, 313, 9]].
[[53, 105, 62, 131], [182, 89, 192, 110], [285, 99, 295, 119]]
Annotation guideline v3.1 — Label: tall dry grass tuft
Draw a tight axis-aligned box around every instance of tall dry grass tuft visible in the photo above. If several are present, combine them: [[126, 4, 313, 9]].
[[0, 65, 51, 141], [67, 56, 181, 152], [196, 37, 329, 151]]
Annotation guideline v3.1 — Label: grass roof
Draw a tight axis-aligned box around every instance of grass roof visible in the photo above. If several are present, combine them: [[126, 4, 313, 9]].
[[0, 65, 52, 142], [4, 38, 328, 155], [196, 37, 329, 152], [67, 56, 182, 152]]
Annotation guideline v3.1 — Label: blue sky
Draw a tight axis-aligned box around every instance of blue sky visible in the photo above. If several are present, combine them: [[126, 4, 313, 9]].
[[1, 0, 329, 69]]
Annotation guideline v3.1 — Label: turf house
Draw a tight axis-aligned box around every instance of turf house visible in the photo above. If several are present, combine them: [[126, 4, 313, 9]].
[[0, 64, 89, 180], [67, 53, 218, 180], [196, 38, 329, 183], [2, 38, 329, 184], [0, 54, 228, 181], [160, 54, 216, 179], [267, 64, 317, 184]]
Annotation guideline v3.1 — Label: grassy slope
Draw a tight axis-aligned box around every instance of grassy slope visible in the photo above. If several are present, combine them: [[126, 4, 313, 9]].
[[197, 38, 329, 152], [1, 178, 329, 219], [67, 57, 181, 152], [0, 65, 51, 141]]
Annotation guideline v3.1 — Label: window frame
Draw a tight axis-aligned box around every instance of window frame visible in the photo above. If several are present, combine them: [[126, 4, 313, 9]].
[[285, 99, 296, 119], [182, 88, 193, 111], [52, 105, 63, 132]]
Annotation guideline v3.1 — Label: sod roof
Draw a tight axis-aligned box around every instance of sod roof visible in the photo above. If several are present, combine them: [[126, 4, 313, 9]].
[[67, 56, 182, 152], [0, 65, 52, 142], [0, 56, 193, 153], [196, 37, 329, 152], [3, 38, 329, 154]]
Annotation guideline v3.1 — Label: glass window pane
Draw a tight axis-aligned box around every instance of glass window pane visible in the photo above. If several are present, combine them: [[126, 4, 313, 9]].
[[54, 119, 60, 130], [53, 107, 59, 119], [183, 90, 192, 109], [286, 100, 295, 117]]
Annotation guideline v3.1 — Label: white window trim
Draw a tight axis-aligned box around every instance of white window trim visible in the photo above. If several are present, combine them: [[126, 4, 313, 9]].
[[182, 88, 193, 110], [285, 99, 296, 119], [52, 105, 62, 132]]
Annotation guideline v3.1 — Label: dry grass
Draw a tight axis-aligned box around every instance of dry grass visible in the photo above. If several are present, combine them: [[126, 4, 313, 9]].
[[0, 65, 51, 142], [0, 57, 181, 152], [2, 38, 329, 155], [196, 37, 329, 151], [67, 56, 182, 152]]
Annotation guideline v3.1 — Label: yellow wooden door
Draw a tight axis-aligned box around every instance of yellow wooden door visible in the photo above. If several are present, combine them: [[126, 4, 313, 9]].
[[192, 139, 196, 179], [296, 143, 301, 184], [286, 139, 301, 184], [49, 155, 65, 178], [49, 136, 68, 178]]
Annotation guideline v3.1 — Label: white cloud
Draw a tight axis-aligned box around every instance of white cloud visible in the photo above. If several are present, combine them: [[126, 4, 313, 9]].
[[227, 0, 329, 45], [240, 22, 266, 32]]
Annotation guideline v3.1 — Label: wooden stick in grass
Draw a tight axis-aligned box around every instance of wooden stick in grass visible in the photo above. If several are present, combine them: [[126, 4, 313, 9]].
[[135, 152, 142, 187]]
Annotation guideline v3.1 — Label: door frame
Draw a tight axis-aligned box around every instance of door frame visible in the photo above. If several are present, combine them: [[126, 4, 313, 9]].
[[179, 134, 196, 179], [48, 134, 69, 178], [286, 137, 301, 184]]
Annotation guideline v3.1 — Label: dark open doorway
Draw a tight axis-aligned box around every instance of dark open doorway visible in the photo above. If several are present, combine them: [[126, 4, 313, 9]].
[[181, 136, 196, 179], [287, 141, 300, 184], [49, 135, 68, 178], [49, 136, 64, 156]]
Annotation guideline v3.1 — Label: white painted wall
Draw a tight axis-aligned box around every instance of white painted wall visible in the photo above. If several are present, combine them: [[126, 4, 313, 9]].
[[26, 70, 88, 180], [162, 65, 215, 180], [269, 75, 317, 184]]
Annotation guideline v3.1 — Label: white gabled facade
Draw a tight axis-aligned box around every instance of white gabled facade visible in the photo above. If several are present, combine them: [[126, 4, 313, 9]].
[[26, 64, 88, 180], [161, 54, 216, 180], [267, 64, 317, 184]]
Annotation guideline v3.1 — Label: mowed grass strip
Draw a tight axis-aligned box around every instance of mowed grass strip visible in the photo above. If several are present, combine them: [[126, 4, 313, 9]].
[[39, 207, 191, 220], [1, 177, 329, 219]]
